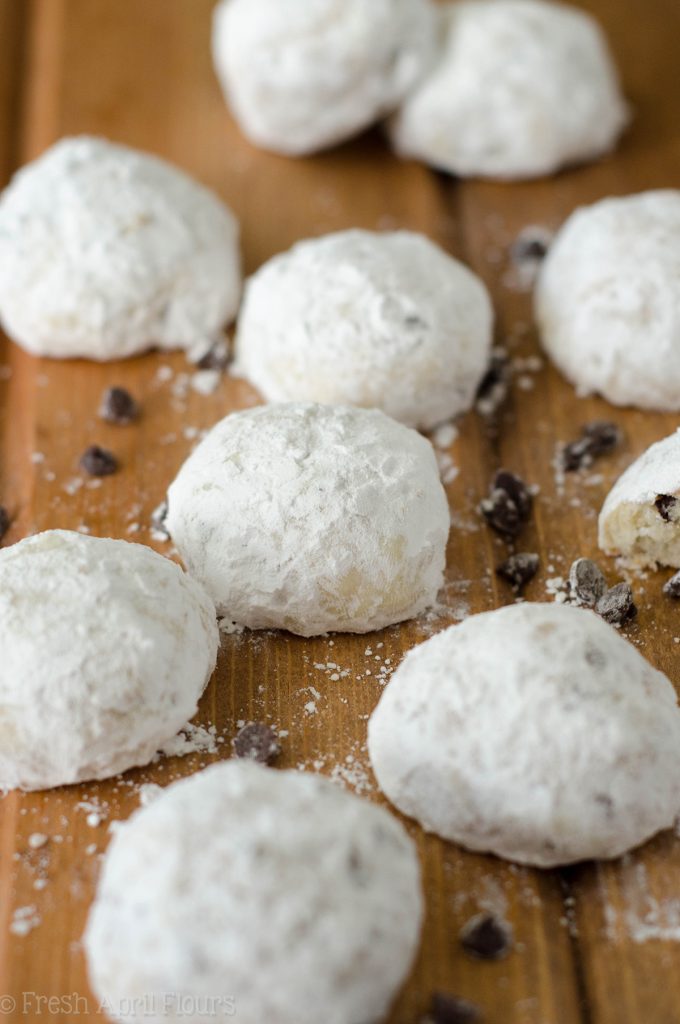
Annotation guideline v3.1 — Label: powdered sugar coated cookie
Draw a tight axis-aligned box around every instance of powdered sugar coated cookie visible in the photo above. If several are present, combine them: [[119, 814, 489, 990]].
[[0, 136, 241, 360], [85, 761, 423, 1024], [234, 230, 493, 429], [536, 190, 680, 409], [166, 403, 449, 636], [369, 602, 680, 866], [0, 531, 218, 790], [390, 0, 627, 180], [599, 429, 680, 568], [212, 0, 435, 155]]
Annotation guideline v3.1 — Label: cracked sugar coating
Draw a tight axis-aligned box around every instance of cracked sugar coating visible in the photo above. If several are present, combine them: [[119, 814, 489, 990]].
[[166, 403, 449, 636], [599, 430, 680, 569], [0, 136, 241, 360], [390, 0, 627, 180], [212, 0, 435, 156], [0, 531, 218, 790], [536, 191, 680, 409], [85, 760, 423, 1024], [234, 230, 493, 429], [368, 603, 680, 867]]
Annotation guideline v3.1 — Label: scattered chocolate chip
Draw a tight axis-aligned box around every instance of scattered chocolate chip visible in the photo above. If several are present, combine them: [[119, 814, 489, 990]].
[[663, 571, 680, 599], [476, 349, 510, 416], [0, 505, 9, 544], [151, 499, 170, 539], [196, 340, 231, 371], [568, 558, 607, 607], [510, 231, 550, 263], [655, 494, 678, 523], [428, 992, 481, 1024], [233, 723, 281, 765], [79, 445, 118, 477], [480, 470, 533, 539], [460, 914, 511, 961], [562, 421, 622, 471], [496, 552, 539, 592], [99, 386, 139, 425], [595, 583, 637, 625]]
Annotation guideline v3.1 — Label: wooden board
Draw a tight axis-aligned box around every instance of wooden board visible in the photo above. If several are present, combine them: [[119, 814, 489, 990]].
[[0, 1, 679, 1021]]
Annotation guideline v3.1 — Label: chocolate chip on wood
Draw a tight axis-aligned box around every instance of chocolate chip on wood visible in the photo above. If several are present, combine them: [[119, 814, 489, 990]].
[[80, 445, 119, 477], [562, 421, 622, 471], [596, 583, 637, 625], [460, 914, 512, 961], [496, 552, 539, 592], [480, 470, 533, 539], [99, 386, 139, 425], [233, 723, 281, 765]]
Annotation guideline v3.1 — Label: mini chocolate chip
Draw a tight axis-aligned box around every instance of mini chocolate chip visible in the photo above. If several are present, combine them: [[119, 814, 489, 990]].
[[429, 992, 481, 1024], [151, 499, 170, 539], [476, 350, 510, 416], [99, 386, 139, 425], [596, 583, 637, 625], [663, 571, 680, 599], [0, 505, 9, 544], [196, 340, 231, 371], [460, 914, 511, 960], [562, 421, 622, 471], [79, 445, 118, 477], [510, 232, 549, 263], [496, 552, 539, 592], [569, 558, 607, 607], [655, 494, 678, 523], [233, 723, 281, 765], [480, 470, 533, 539]]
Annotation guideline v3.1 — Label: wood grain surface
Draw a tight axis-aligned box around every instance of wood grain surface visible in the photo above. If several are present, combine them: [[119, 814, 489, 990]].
[[0, 1, 679, 1021]]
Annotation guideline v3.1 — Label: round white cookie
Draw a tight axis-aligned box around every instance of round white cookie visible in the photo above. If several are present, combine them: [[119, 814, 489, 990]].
[[599, 430, 680, 568], [85, 760, 423, 1024], [536, 191, 680, 409], [212, 0, 435, 156], [0, 531, 218, 790], [368, 603, 680, 867], [166, 403, 449, 636], [234, 230, 493, 430], [390, 0, 628, 180], [0, 136, 241, 360]]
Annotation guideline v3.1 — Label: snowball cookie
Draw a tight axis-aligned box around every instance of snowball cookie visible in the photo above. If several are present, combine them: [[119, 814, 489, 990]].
[[0, 136, 241, 360], [390, 0, 628, 180], [234, 230, 493, 429], [368, 603, 680, 867], [85, 760, 423, 1024], [212, 0, 435, 156], [599, 430, 680, 569], [0, 531, 218, 790], [166, 403, 449, 636], [536, 191, 680, 409]]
